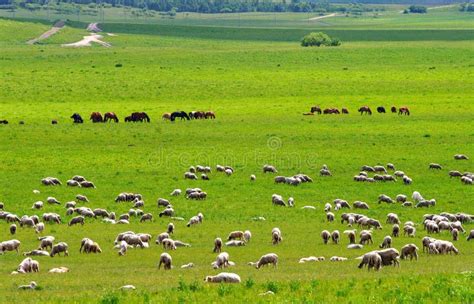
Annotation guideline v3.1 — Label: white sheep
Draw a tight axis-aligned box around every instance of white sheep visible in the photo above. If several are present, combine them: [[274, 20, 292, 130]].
[[256, 253, 278, 269], [158, 252, 173, 270], [205, 272, 241, 283], [213, 252, 230, 269]]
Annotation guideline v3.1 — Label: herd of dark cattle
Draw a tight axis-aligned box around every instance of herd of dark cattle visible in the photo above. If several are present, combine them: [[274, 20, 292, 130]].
[[306, 106, 410, 115]]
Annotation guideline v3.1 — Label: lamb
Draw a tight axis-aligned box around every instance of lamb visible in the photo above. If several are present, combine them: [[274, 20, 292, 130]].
[[299, 256, 325, 263], [353, 201, 369, 209], [344, 230, 356, 244], [76, 194, 89, 203], [10, 224, 16, 235], [379, 236, 392, 249], [65, 201, 77, 209], [140, 213, 153, 222], [214, 252, 230, 269], [400, 244, 419, 260], [68, 215, 85, 226], [50, 242, 69, 257], [331, 230, 340, 244], [32, 201, 43, 210], [243, 230, 252, 242], [205, 272, 241, 283], [256, 253, 278, 269], [392, 224, 400, 237], [321, 230, 331, 244], [429, 163, 442, 170], [23, 250, 50, 257], [49, 267, 69, 273], [272, 228, 282, 245], [18, 281, 38, 290], [186, 213, 203, 227], [35, 222, 45, 234], [0, 239, 21, 254], [358, 251, 382, 271], [170, 189, 182, 196], [263, 164, 278, 173], [158, 252, 172, 270], [227, 231, 244, 241], [213, 238, 223, 253], [167, 223, 174, 234], [226, 240, 246, 247]]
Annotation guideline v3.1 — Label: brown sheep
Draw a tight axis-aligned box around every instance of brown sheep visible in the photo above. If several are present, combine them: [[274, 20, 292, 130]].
[[272, 228, 282, 245], [359, 231, 373, 245], [50, 242, 69, 257], [0, 239, 21, 254], [167, 223, 174, 234], [344, 230, 356, 244], [227, 231, 244, 241], [331, 230, 340, 244], [140, 213, 153, 222], [321, 230, 331, 244], [256, 253, 278, 269], [9, 224, 16, 235], [451, 228, 459, 241], [467, 230, 474, 241], [392, 224, 400, 237], [358, 251, 382, 271], [400, 244, 418, 260], [68, 216, 84, 226], [379, 236, 392, 249], [376, 248, 400, 266]]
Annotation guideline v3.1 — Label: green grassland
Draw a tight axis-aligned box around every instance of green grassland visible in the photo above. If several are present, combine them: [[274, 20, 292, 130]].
[[0, 16, 473, 303]]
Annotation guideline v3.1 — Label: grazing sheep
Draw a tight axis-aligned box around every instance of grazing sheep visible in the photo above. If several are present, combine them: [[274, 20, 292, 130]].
[[256, 253, 278, 269], [320, 169, 332, 176], [201, 174, 209, 180], [140, 213, 153, 222], [159, 208, 175, 218], [170, 189, 181, 196], [65, 201, 77, 209], [184, 172, 198, 180], [353, 201, 369, 209], [415, 199, 436, 208], [386, 213, 400, 224], [466, 230, 474, 241], [68, 216, 85, 226], [186, 213, 203, 227], [402, 201, 413, 207], [35, 223, 45, 234], [263, 165, 278, 173], [412, 191, 425, 203], [167, 223, 174, 235], [38, 236, 54, 250], [344, 230, 356, 244], [359, 231, 373, 245], [402, 175, 412, 185], [392, 224, 400, 237], [403, 224, 416, 237], [429, 163, 442, 170], [18, 281, 38, 290], [162, 238, 177, 250], [226, 240, 246, 247], [374, 166, 387, 173], [387, 163, 395, 170], [250, 174, 256, 181], [324, 203, 332, 212], [451, 228, 459, 241], [272, 228, 282, 245], [361, 165, 375, 172], [213, 238, 223, 253], [358, 251, 382, 271], [205, 272, 241, 283], [274, 176, 286, 184], [214, 252, 230, 269], [72, 175, 86, 182], [224, 169, 233, 176], [0, 239, 21, 254], [32, 201, 44, 210], [117, 241, 129, 256], [396, 195, 407, 203], [321, 230, 331, 244], [10, 224, 17, 235], [454, 154, 469, 160], [76, 195, 89, 203], [47, 197, 60, 205], [299, 256, 325, 263], [227, 231, 244, 241], [272, 194, 286, 207], [400, 244, 419, 260], [20, 217, 36, 228], [379, 236, 392, 249], [376, 248, 400, 266], [50, 242, 69, 257], [394, 171, 405, 178], [461, 176, 473, 185], [287, 197, 295, 207], [378, 194, 394, 204], [331, 230, 340, 244], [326, 212, 335, 222], [67, 180, 81, 187], [80, 181, 95, 188], [158, 252, 172, 270]]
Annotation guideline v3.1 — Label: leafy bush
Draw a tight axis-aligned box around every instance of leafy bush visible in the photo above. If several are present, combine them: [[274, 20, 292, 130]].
[[408, 5, 427, 14], [301, 32, 341, 47]]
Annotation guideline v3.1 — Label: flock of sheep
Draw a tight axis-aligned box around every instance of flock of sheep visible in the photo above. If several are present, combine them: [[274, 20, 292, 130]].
[[0, 154, 472, 291]]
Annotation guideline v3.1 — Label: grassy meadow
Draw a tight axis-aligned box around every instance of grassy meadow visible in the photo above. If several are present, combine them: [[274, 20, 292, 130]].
[[0, 12, 473, 303]]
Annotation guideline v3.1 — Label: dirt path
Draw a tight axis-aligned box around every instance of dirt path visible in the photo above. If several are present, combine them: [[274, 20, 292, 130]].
[[61, 34, 111, 48], [86, 23, 102, 32], [308, 13, 338, 21], [27, 21, 65, 45]]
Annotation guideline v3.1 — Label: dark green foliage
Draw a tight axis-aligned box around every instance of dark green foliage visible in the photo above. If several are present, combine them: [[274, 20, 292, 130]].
[[301, 32, 341, 47], [408, 5, 427, 13]]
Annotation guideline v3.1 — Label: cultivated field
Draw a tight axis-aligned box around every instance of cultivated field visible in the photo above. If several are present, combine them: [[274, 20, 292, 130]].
[[0, 12, 473, 303]]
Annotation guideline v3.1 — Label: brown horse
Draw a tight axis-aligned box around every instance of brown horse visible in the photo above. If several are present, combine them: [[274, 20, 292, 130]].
[[131, 112, 150, 122], [205, 111, 216, 119], [162, 113, 171, 121], [90, 112, 103, 123], [391, 106, 397, 113], [310, 106, 322, 114], [342, 108, 349, 114], [104, 112, 119, 123], [323, 108, 340, 114], [399, 107, 410, 116], [358, 106, 372, 115]]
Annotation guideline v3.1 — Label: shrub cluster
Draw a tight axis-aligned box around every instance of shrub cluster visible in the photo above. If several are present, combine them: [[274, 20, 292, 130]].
[[301, 32, 341, 47]]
